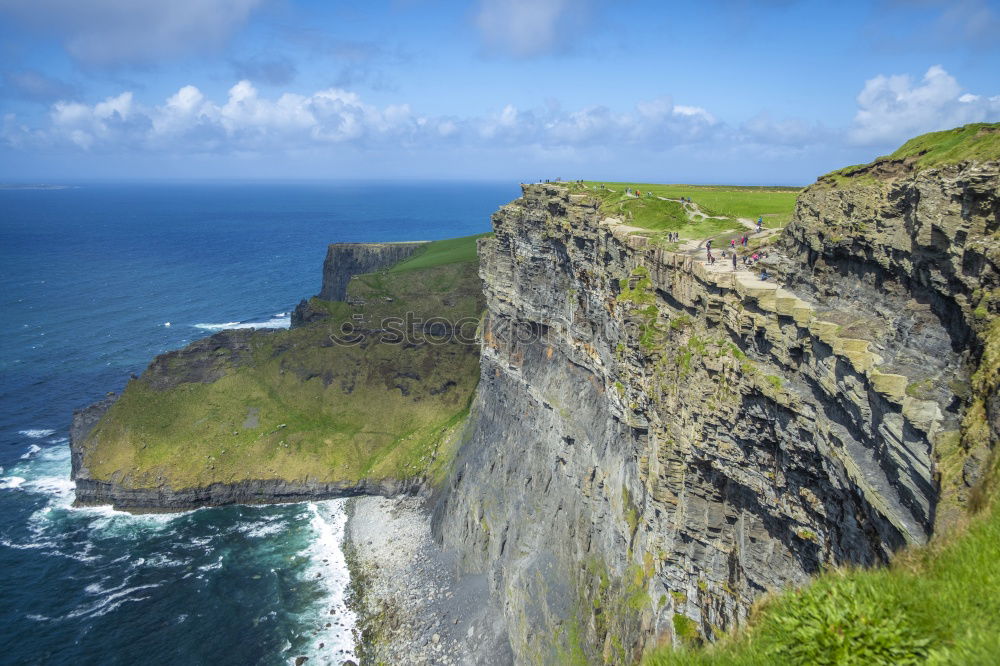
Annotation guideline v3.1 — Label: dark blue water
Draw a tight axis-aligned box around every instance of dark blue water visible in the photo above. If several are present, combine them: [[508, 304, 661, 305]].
[[0, 182, 517, 665]]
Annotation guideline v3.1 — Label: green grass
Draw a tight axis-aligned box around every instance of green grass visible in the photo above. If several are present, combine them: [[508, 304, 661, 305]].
[[389, 232, 491, 272], [580, 182, 801, 228], [644, 496, 1000, 665], [888, 123, 1000, 168], [577, 186, 745, 241], [84, 256, 484, 491], [820, 123, 1000, 187]]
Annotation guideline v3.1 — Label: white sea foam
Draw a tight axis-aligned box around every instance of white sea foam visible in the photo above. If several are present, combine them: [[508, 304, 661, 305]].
[[198, 557, 223, 572], [65, 583, 161, 620], [193, 315, 290, 331], [20, 444, 42, 459], [294, 500, 357, 665], [19, 429, 55, 439], [0, 476, 26, 489], [238, 517, 287, 538]]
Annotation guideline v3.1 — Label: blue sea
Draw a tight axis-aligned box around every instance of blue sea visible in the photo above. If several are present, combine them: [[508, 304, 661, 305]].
[[0, 182, 517, 665]]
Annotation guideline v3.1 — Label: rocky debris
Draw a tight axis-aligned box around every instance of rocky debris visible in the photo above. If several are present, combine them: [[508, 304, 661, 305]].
[[345, 496, 512, 665], [432, 171, 997, 662]]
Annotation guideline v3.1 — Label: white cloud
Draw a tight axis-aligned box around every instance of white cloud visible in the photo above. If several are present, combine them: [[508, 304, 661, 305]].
[[475, 0, 591, 58], [0, 0, 267, 65], [850, 65, 1000, 145], [4, 82, 728, 156]]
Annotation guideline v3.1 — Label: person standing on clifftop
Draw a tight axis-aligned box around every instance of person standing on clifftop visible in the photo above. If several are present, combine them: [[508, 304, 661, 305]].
[[732, 251, 738, 271]]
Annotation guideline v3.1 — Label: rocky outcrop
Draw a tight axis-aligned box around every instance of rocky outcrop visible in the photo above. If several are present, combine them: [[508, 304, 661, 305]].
[[318, 241, 426, 302], [432, 169, 997, 663], [291, 242, 427, 327], [143, 328, 266, 389]]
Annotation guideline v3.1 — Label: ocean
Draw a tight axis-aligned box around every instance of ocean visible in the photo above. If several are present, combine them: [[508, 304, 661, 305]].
[[0, 182, 517, 665]]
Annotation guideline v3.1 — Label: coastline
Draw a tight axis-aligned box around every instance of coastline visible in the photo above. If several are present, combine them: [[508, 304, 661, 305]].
[[344, 496, 512, 665]]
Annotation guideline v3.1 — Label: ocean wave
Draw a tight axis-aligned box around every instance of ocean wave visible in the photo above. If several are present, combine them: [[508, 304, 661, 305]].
[[65, 583, 161, 620], [0, 536, 56, 550], [20, 444, 42, 459], [19, 429, 55, 439], [0, 476, 26, 489], [238, 518, 288, 539], [198, 557, 223, 572], [193, 315, 290, 331]]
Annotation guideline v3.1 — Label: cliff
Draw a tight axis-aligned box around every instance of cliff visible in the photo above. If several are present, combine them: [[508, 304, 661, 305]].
[[318, 241, 427, 302], [72, 236, 484, 512], [432, 156, 997, 661]]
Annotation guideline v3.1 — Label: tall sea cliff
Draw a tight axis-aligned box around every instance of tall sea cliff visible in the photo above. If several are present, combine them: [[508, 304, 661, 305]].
[[431, 159, 998, 661]]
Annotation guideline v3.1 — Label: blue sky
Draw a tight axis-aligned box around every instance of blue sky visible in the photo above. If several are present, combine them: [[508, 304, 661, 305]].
[[1, 0, 998, 184]]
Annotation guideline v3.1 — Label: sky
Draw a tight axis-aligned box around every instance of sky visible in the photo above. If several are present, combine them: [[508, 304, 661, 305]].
[[0, 0, 998, 184]]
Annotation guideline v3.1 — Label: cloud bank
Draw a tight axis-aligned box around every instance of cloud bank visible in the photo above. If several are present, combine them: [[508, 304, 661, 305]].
[[2, 65, 997, 178], [2, 81, 725, 155]]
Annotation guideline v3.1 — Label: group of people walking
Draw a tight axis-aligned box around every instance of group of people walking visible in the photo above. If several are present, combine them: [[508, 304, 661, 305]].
[[699, 218, 770, 273]]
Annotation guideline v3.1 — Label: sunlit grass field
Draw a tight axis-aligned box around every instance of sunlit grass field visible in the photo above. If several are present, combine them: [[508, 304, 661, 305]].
[[580, 181, 801, 228]]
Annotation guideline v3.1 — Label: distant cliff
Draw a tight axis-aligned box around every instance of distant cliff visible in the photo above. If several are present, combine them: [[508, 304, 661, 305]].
[[72, 237, 482, 512], [318, 241, 427, 302], [432, 153, 997, 661]]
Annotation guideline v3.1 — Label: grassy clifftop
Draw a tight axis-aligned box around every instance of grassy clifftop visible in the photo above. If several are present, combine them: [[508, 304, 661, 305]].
[[82, 234, 485, 491], [819, 122, 1000, 188], [579, 181, 801, 229]]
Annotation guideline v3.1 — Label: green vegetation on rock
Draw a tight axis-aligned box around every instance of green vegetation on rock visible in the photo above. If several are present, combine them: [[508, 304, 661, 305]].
[[818, 123, 1000, 188], [83, 237, 486, 491], [888, 123, 1000, 168]]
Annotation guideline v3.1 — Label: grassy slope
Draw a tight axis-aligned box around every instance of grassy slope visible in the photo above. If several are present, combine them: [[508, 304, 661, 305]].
[[570, 185, 744, 247], [888, 122, 1000, 168], [580, 182, 801, 228], [822, 123, 1000, 187], [390, 232, 492, 272], [85, 234, 485, 490]]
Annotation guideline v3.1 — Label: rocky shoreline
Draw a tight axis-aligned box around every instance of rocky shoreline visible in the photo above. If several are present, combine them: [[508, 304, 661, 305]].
[[344, 496, 512, 665]]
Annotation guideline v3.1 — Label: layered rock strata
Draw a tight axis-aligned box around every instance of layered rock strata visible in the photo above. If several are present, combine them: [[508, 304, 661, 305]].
[[433, 168, 997, 662]]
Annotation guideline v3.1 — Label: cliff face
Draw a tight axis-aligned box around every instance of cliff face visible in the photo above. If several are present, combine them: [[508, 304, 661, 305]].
[[318, 241, 427, 302], [433, 166, 997, 662]]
